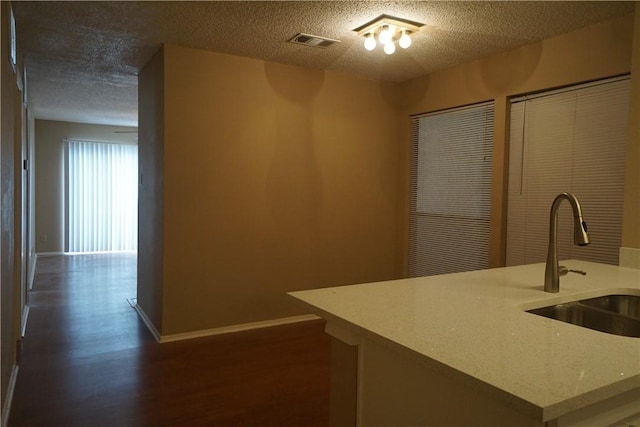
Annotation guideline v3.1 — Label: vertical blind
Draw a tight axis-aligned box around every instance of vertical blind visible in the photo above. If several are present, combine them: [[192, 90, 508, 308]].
[[507, 77, 630, 266], [409, 102, 494, 277], [66, 140, 138, 253]]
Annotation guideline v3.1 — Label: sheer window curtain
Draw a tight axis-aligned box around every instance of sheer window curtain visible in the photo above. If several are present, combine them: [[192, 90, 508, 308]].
[[66, 140, 138, 253]]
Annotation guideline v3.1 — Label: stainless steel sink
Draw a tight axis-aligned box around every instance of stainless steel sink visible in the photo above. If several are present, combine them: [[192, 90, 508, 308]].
[[527, 294, 640, 338], [579, 294, 640, 319]]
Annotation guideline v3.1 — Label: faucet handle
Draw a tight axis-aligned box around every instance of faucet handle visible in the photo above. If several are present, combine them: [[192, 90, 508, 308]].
[[559, 265, 587, 276]]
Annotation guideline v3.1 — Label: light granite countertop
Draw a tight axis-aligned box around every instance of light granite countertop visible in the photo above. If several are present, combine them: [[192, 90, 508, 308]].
[[288, 261, 640, 422]]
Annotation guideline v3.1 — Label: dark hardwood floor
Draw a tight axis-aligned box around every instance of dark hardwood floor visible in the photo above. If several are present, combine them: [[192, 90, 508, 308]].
[[9, 253, 331, 426]]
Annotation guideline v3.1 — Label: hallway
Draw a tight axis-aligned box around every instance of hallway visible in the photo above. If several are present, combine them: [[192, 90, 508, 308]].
[[9, 254, 331, 426]]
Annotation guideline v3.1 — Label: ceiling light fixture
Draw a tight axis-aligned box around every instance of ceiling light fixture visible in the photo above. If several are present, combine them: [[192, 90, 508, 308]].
[[353, 15, 423, 56], [399, 29, 412, 49], [364, 33, 377, 51]]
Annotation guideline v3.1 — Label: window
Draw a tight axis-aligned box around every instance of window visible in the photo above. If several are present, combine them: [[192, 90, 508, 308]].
[[507, 77, 629, 266], [409, 102, 494, 277], [66, 140, 138, 253]]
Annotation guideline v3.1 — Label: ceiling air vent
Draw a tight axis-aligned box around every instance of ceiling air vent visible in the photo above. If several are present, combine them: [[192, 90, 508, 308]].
[[288, 33, 340, 48]]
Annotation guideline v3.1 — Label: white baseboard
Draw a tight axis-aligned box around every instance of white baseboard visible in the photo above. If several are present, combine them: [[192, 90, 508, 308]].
[[159, 314, 321, 343], [132, 303, 161, 342], [28, 252, 37, 291], [131, 302, 321, 344], [619, 247, 640, 269], [20, 305, 29, 338], [65, 250, 136, 255], [35, 251, 65, 257], [1, 365, 19, 427]]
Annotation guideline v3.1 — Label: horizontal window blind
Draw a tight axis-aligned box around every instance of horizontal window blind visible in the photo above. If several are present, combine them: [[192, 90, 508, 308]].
[[67, 140, 138, 253], [507, 77, 629, 266], [409, 102, 494, 277]]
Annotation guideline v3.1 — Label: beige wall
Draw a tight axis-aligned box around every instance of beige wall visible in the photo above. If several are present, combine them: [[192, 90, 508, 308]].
[[622, 5, 640, 249], [34, 120, 137, 253], [397, 12, 636, 270], [137, 47, 165, 333], [139, 12, 638, 336], [0, 0, 33, 414], [141, 44, 402, 335], [1, 0, 18, 411]]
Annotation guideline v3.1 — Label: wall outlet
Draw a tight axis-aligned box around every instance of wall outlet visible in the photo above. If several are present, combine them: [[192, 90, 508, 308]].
[[40, 234, 47, 243]]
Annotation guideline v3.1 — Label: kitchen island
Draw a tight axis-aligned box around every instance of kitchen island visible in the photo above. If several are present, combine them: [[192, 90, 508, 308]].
[[289, 261, 640, 426]]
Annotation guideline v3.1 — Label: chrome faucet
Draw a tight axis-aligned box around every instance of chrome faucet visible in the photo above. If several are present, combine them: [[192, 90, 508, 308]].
[[544, 192, 590, 293]]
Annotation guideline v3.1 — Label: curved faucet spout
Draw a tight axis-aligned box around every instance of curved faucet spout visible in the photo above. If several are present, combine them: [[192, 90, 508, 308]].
[[544, 192, 590, 293]]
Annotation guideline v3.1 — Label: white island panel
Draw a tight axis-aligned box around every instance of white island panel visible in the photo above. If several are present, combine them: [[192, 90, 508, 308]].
[[289, 261, 640, 424]]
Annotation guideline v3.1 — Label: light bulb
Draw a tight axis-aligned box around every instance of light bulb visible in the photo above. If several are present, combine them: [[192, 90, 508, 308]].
[[383, 41, 396, 55], [399, 30, 412, 49], [364, 33, 376, 51], [378, 25, 392, 45]]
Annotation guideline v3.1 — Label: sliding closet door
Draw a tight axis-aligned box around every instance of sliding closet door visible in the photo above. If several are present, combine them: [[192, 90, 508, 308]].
[[409, 102, 494, 277], [507, 77, 630, 266]]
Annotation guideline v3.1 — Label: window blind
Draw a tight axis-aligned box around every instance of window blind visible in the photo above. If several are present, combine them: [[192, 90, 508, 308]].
[[66, 140, 138, 253], [507, 77, 629, 266], [409, 102, 494, 277]]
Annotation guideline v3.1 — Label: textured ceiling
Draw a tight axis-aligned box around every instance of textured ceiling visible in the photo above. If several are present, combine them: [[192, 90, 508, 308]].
[[12, 1, 635, 126]]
